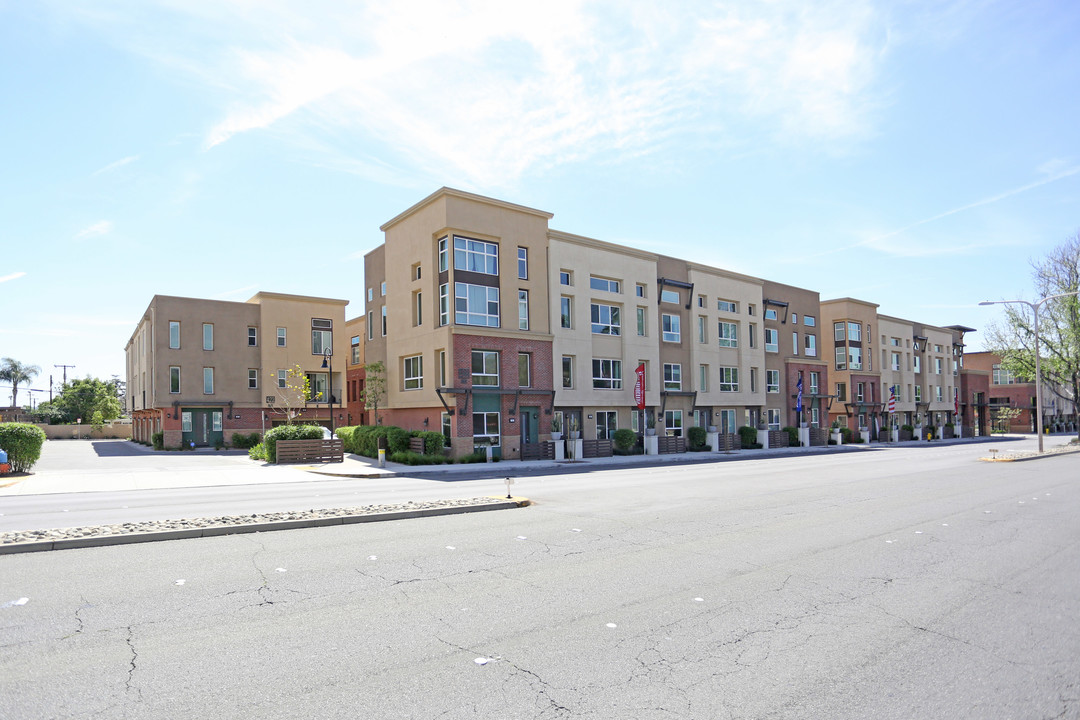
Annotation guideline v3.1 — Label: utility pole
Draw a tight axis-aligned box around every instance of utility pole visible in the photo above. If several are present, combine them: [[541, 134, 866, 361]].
[[54, 364, 75, 387]]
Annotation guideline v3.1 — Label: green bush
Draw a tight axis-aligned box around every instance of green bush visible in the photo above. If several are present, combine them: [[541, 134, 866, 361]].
[[687, 426, 708, 450], [388, 451, 450, 465], [229, 432, 261, 449], [458, 451, 491, 463], [263, 424, 325, 463], [352, 426, 390, 457], [335, 426, 359, 453], [738, 426, 758, 449], [386, 427, 411, 454], [417, 431, 447, 455], [151, 431, 164, 451], [901, 424, 914, 432], [613, 428, 637, 452], [840, 427, 855, 444], [248, 442, 267, 461], [782, 426, 800, 447], [0, 422, 47, 472]]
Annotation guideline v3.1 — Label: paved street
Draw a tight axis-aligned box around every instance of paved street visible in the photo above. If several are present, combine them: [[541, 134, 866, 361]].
[[1, 443, 1077, 718]]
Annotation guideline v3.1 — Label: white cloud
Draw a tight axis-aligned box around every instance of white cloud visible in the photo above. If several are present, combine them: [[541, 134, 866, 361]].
[[0, 271, 27, 284], [92, 155, 139, 175], [74, 220, 114, 240]]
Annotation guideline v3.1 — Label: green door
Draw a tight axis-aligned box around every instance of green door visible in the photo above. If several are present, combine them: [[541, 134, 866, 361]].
[[520, 406, 540, 445], [181, 408, 224, 447]]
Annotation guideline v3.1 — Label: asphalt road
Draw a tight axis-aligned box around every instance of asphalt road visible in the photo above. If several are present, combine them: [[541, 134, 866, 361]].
[[1, 446, 1077, 719]]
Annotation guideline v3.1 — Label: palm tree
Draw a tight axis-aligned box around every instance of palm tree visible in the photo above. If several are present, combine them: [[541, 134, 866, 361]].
[[0, 357, 41, 407]]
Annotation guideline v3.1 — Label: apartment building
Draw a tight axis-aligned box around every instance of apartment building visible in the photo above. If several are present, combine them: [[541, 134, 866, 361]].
[[877, 314, 918, 429], [963, 350, 1077, 433], [913, 322, 959, 428], [344, 315, 368, 427], [821, 298, 882, 432], [125, 292, 348, 448], [761, 280, 827, 430]]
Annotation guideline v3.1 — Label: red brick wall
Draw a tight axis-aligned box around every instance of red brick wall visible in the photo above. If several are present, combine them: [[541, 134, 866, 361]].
[[785, 363, 828, 427]]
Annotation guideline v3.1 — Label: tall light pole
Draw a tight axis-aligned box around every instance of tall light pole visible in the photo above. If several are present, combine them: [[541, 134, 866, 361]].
[[980, 291, 1080, 453], [321, 347, 335, 438]]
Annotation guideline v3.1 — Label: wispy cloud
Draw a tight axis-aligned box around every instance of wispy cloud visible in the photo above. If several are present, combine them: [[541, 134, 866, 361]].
[[74, 220, 114, 240], [0, 271, 27, 284], [91, 155, 139, 176]]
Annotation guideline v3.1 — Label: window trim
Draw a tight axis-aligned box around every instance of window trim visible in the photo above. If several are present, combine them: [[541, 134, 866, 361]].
[[403, 354, 423, 390], [169, 321, 180, 349], [592, 358, 623, 390], [471, 350, 500, 387]]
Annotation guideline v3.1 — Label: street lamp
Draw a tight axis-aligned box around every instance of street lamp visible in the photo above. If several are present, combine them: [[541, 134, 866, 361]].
[[980, 291, 1080, 453], [321, 347, 335, 439]]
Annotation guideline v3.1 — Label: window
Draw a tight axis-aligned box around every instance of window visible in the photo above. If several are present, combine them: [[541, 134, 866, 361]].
[[697, 295, 706, 308], [856, 382, 865, 402], [454, 236, 498, 274], [914, 356, 921, 374], [849, 346, 863, 370], [414, 291, 423, 326], [835, 346, 846, 370], [560, 270, 572, 286], [718, 409, 736, 433], [662, 314, 681, 342], [836, 382, 847, 401], [596, 411, 617, 440], [764, 328, 778, 353], [312, 318, 333, 354], [766, 370, 780, 393], [992, 364, 1019, 385], [473, 412, 500, 448], [805, 334, 817, 357], [380, 281, 386, 296], [719, 367, 739, 392], [518, 290, 529, 330], [403, 355, 423, 390], [590, 276, 621, 293], [764, 308, 777, 320], [439, 284, 449, 325], [591, 303, 621, 335], [809, 371, 820, 395], [182, 412, 191, 433], [718, 300, 737, 313], [934, 358, 943, 375], [169, 366, 180, 394], [592, 359, 623, 389], [697, 316, 706, 344], [792, 331, 799, 355], [248, 369, 258, 389], [847, 322, 861, 342], [560, 297, 572, 329], [767, 409, 781, 431], [366, 312, 374, 340], [747, 304, 756, 316], [277, 370, 287, 389], [203, 367, 214, 394], [438, 237, 448, 272], [518, 353, 531, 387], [664, 363, 682, 390], [718, 321, 738, 348], [248, 327, 257, 347], [562, 356, 574, 388], [636, 283, 646, 298], [750, 367, 758, 392], [664, 410, 683, 437], [438, 350, 447, 386], [203, 323, 214, 351], [441, 412, 451, 446], [351, 335, 360, 365], [367, 288, 373, 302], [471, 350, 499, 386], [456, 283, 500, 327], [890, 337, 901, 346], [169, 321, 180, 349], [891, 352, 901, 371], [699, 364, 709, 392], [791, 313, 798, 324], [748, 323, 756, 348], [804, 315, 816, 327], [834, 322, 845, 342], [277, 327, 286, 347], [381, 307, 387, 336], [517, 247, 528, 279], [414, 264, 422, 281], [915, 385, 922, 402], [661, 289, 680, 304], [636, 307, 646, 337]]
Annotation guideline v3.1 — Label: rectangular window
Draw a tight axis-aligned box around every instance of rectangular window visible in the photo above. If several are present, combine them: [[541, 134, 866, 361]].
[[934, 358, 943, 375], [312, 318, 333, 354], [719, 367, 739, 392], [169, 366, 180, 394], [351, 335, 360, 365], [203, 323, 214, 351], [596, 411, 617, 440], [248, 369, 258, 389], [368, 288, 373, 302], [517, 247, 528, 279], [915, 385, 922, 402], [891, 337, 901, 346], [809, 371, 820, 395], [518, 290, 529, 330], [438, 350, 447, 386], [804, 315, 816, 327], [277, 370, 287, 389], [719, 409, 736, 434], [662, 314, 681, 342], [697, 316, 706, 344], [891, 352, 901, 371], [750, 367, 758, 392], [473, 412, 500, 449], [518, 353, 531, 387], [767, 409, 781, 431], [591, 303, 621, 335], [471, 350, 499, 386], [834, 322, 845, 342], [856, 382, 865, 402], [766, 370, 780, 393], [836, 382, 847, 401], [699, 364, 709, 392], [636, 283, 646, 298], [748, 323, 756, 348], [403, 355, 423, 390], [366, 312, 373, 340], [935, 385, 943, 402], [381, 281, 386, 296], [663, 363, 682, 390], [792, 331, 799, 355], [248, 327, 257, 347], [748, 304, 756, 316], [764, 328, 778, 353], [718, 300, 737, 313], [441, 412, 451, 446], [414, 291, 423, 326], [439, 283, 449, 326], [592, 359, 623, 389], [413, 263, 422, 281], [169, 321, 180, 349], [835, 346, 846, 370], [849, 346, 863, 370], [438, 236, 448, 272], [454, 236, 498, 274], [697, 295, 706, 308], [560, 296, 572, 329], [764, 308, 777, 320], [661, 289, 680, 304], [590, 276, 621, 293], [203, 367, 214, 394], [791, 313, 798, 324], [664, 410, 683, 437], [277, 327, 286, 347], [636, 307, 646, 337], [718, 321, 738, 348], [562, 356, 573, 388], [805, 334, 817, 356], [560, 270, 572, 286], [847, 322, 861, 342], [381, 306, 387, 336], [182, 411, 192, 433], [914, 356, 922, 374], [455, 283, 500, 327]]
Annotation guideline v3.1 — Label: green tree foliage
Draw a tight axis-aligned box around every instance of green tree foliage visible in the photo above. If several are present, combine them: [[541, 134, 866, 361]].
[[0, 422, 47, 472], [361, 361, 387, 425], [268, 364, 315, 425], [36, 377, 122, 424], [0, 358, 41, 407], [986, 231, 1080, 438]]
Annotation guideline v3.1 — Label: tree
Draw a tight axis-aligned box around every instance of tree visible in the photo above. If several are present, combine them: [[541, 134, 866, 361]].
[[985, 231, 1080, 439], [0, 358, 40, 407], [268, 364, 317, 425], [36, 376, 123, 424], [360, 361, 386, 425]]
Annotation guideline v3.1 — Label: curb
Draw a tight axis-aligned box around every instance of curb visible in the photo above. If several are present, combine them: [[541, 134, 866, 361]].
[[0, 496, 531, 555]]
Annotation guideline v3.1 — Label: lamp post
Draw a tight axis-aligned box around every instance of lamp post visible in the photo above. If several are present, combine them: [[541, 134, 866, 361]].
[[321, 347, 335, 439], [980, 291, 1080, 453]]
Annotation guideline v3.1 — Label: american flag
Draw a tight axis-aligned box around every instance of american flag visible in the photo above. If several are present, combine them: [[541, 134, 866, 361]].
[[888, 385, 896, 414]]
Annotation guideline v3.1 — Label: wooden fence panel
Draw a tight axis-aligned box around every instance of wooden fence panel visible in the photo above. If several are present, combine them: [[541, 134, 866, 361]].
[[275, 439, 344, 464]]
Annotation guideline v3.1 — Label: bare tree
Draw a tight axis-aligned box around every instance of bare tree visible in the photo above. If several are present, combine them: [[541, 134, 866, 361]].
[[267, 365, 317, 425]]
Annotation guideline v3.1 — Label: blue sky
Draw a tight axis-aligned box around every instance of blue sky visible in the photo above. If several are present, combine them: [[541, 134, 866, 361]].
[[2, 0, 1079, 403]]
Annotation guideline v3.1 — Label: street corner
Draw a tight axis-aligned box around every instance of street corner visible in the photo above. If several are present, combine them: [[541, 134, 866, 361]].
[[488, 495, 532, 507]]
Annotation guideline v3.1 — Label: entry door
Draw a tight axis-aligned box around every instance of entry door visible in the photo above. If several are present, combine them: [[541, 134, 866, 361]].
[[520, 407, 539, 445], [192, 411, 210, 445]]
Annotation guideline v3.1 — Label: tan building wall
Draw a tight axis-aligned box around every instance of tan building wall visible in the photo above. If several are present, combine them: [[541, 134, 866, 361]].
[[821, 298, 881, 429]]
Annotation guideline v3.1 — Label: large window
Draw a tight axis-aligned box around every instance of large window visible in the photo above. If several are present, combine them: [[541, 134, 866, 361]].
[[169, 321, 180, 349], [312, 318, 333, 354], [518, 290, 529, 330], [203, 323, 214, 351], [992, 364, 1019, 385], [719, 367, 739, 392], [834, 322, 845, 342], [835, 346, 847, 370], [718, 300, 737, 313], [454, 236, 498, 275], [473, 412, 500, 448], [404, 355, 423, 390], [804, 334, 817, 357], [764, 328, 778, 353], [809, 371, 820, 394], [517, 247, 528, 279], [560, 297, 572, 329], [664, 410, 683, 437], [662, 314, 681, 342], [596, 411, 617, 440], [847, 322, 861, 341], [591, 303, 621, 335], [849, 346, 863, 370], [836, 383, 846, 401], [471, 350, 499, 386], [456, 283, 500, 327], [663, 363, 682, 390], [718, 321, 738, 348], [592, 359, 623, 389], [169, 366, 180, 393], [766, 369, 779, 393], [203, 367, 214, 395], [590, 276, 620, 293]]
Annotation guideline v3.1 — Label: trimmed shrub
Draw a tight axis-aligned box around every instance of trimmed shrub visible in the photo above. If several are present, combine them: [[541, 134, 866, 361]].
[[263, 424, 325, 463], [901, 424, 914, 432], [840, 427, 855, 444], [782, 426, 800, 447], [386, 427, 411, 454], [687, 426, 708, 450], [0, 422, 47, 472], [335, 426, 360, 453], [230, 432, 261, 450], [248, 442, 267, 461], [613, 428, 637, 453], [417, 431, 447, 456], [738, 426, 758, 449], [388, 451, 450, 466], [152, 431, 164, 451]]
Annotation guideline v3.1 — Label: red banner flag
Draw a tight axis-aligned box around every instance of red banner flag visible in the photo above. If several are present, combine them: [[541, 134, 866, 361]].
[[634, 363, 646, 410]]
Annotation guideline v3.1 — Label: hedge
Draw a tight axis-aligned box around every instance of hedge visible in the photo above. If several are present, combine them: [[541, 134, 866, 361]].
[[782, 426, 800, 447], [336, 425, 448, 459], [687, 426, 708, 450], [738, 425, 758, 449], [0, 422, 47, 472], [262, 424, 325, 463], [613, 428, 637, 452]]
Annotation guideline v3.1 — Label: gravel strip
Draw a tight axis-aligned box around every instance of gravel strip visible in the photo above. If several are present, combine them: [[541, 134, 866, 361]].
[[981, 442, 1080, 462], [0, 497, 512, 546]]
